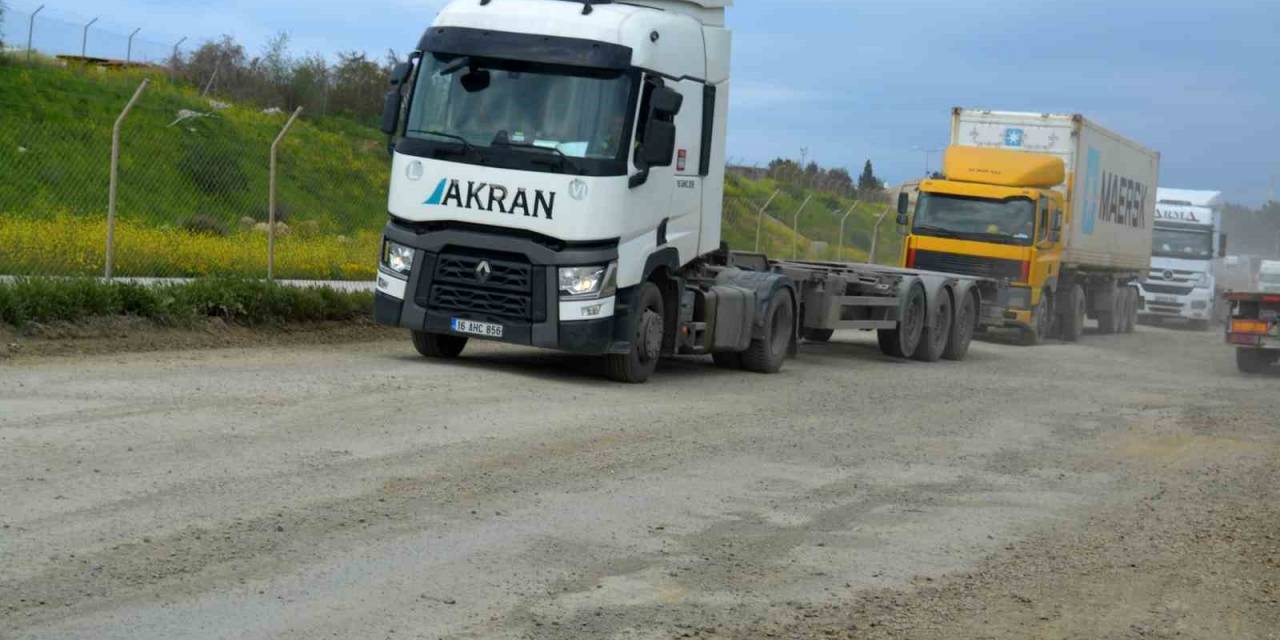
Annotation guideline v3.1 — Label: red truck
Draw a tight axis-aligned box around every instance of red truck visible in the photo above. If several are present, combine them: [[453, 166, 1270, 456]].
[[1225, 291, 1280, 373]]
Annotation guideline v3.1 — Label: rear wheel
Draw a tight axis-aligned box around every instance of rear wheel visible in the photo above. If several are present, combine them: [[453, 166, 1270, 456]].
[[877, 284, 926, 358], [913, 290, 953, 362], [1096, 287, 1122, 334], [943, 290, 978, 361], [412, 331, 468, 359], [605, 282, 664, 383], [1122, 287, 1138, 333], [741, 292, 794, 373], [1237, 348, 1277, 374], [1059, 284, 1086, 342]]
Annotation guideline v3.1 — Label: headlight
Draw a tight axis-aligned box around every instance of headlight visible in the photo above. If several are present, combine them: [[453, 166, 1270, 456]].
[[381, 240, 414, 276], [558, 263, 617, 299], [1193, 272, 1211, 288]]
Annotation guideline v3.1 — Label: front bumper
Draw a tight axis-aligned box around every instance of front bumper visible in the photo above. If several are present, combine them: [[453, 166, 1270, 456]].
[[1137, 284, 1213, 321], [375, 221, 634, 355]]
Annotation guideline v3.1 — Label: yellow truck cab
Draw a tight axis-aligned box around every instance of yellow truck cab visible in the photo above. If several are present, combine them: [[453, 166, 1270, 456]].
[[898, 109, 1159, 345]]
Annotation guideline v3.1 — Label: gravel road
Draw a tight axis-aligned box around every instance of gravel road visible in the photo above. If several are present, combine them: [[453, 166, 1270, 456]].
[[1, 326, 1277, 639]]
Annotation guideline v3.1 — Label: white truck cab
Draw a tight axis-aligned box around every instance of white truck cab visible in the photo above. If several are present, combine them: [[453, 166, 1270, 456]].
[[374, 0, 762, 382], [1138, 188, 1225, 329], [1260, 260, 1280, 294]]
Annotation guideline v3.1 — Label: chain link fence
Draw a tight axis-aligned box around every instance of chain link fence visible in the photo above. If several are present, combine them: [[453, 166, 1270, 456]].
[[1, 60, 386, 281]]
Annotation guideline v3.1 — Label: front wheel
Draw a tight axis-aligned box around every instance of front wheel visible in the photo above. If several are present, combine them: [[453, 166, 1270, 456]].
[[606, 282, 665, 383], [741, 291, 794, 374], [412, 331, 468, 359], [1018, 290, 1053, 346]]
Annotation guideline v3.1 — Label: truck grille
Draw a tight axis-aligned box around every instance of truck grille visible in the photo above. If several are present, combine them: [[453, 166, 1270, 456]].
[[911, 250, 1022, 281], [1142, 282, 1194, 296], [419, 252, 539, 321]]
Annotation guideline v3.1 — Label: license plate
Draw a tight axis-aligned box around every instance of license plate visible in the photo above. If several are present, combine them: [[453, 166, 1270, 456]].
[[1156, 295, 1178, 304], [451, 318, 504, 338]]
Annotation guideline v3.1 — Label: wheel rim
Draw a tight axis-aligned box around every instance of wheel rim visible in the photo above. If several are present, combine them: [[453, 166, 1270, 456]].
[[638, 308, 662, 362], [902, 289, 925, 349], [932, 297, 952, 349], [769, 300, 792, 355]]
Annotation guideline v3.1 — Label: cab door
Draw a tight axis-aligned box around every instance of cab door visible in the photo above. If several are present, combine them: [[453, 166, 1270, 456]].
[[1033, 194, 1066, 300]]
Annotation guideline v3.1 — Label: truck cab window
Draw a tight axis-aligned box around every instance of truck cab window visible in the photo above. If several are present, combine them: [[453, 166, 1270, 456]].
[[1038, 197, 1051, 244]]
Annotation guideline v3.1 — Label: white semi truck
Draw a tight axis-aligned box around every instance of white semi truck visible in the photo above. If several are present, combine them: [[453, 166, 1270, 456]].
[[372, 0, 1004, 382], [1137, 188, 1225, 329]]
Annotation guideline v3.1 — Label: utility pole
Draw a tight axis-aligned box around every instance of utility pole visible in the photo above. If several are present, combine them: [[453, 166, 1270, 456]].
[[26, 5, 46, 64], [913, 145, 942, 177], [81, 17, 99, 58]]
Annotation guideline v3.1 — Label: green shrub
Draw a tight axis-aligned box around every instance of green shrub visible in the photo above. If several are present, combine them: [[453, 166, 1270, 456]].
[[0, 277, 373, 327]]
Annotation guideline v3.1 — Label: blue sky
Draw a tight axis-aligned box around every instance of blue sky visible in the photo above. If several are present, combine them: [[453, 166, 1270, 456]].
[[5, 0, 1278, 204]]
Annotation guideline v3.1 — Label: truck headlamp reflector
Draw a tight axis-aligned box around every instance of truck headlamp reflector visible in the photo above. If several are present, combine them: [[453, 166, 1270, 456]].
[[382, 240, 414, 276], [558, 263, 617, 300]]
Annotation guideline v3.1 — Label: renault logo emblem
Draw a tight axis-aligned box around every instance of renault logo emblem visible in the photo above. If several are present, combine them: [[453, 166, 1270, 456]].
[[569, 178, 589, 201], [405, 160, 424, 181], [475, 260, 492, 283]]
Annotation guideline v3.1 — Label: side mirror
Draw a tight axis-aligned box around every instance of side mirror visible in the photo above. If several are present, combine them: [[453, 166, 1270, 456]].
[[639, 121, 677, 167], [1053, 212, 1063, 232], [1219, 234, 1228, 257], [390, 61, 413, 87], [897, 192, 910, 215], [380, 90, 402, 136], [896, 213, 909, 227], [650, 86, 684, 116]]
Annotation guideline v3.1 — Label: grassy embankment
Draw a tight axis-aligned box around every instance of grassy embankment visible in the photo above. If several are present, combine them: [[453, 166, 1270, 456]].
[[0, 58, 899, 284]]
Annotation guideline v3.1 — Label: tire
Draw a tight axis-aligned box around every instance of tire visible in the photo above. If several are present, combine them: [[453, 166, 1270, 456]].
[[913, 290, 953, 362], [1059, 284, 1086, 343], [877, 283, 927, 359], [711, 351, 742, 369], [412, 331, 468, 358], [1096, 287, 1121, 334], [943, 290, 978, 361], [1236, 348, 1277, 374], [1018, 290, 1053, 346], [741, 291, 794, 374], [1122, 288, 1138, 333], [802, 328, 834, 343], [605, 282, 664, 383]]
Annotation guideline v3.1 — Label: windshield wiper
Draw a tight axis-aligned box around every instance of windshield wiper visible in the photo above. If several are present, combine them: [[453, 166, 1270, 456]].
[[913, 225, 965, 240], [492, 139, 583, 175], [408, 130, 482, 160]]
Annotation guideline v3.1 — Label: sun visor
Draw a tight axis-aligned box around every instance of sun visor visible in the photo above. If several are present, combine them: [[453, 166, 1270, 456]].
[[943, 146, 1065, 189]]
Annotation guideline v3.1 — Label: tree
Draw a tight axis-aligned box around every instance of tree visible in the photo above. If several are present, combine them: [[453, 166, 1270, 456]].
[[857, 159, 882, 196], [329, 51, 391, 125]]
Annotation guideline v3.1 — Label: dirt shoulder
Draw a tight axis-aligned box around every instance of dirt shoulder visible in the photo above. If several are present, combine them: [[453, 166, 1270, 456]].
[[726, 399, 1280, 639], [0, 317, 402, 361]]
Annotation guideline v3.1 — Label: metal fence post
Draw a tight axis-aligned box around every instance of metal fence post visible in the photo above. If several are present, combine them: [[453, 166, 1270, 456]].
[[81, 17, 98, 58], [836, 200, 859, 262], [126, 28, 141, 67], [752, 189, 780, 253], [269, 107, 304, 280], [26, 5, 45, 64], [790, 194, 812, 260], [106, 79, 148, 279], [868, 205, 891, 265]]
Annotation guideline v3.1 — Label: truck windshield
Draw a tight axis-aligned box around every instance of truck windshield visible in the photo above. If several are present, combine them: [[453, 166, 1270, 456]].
[[403, 54, 637, 176], [1261, 272, 1280, 284], [1152, 226, 1213, 260], [912, 193, 1036, 246]]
